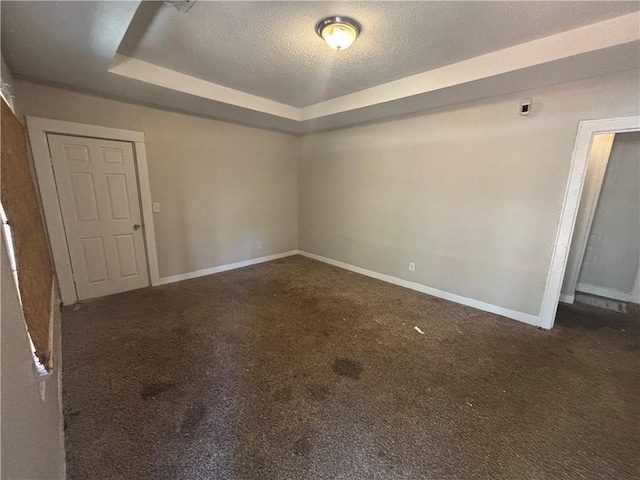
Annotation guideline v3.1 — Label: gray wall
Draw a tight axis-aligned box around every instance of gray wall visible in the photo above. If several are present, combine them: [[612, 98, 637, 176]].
[[1, 237, 65, 479], [298, 70, 640, 317], [15, 82, 299, 279], [10, 70, 640, 317], [577, 131, 640, 297]]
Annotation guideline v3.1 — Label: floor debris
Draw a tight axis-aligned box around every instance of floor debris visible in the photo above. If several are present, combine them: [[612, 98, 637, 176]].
[[414, 326, 425, 335]]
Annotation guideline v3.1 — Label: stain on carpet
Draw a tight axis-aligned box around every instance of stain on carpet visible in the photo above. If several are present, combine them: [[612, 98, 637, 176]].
[[306, 383, 331, 401], [180, 403, 207, 436], [272, 386, 293, 403], [332, 358, 364, 379], [140, 381, 176, 400], [292, 437, 312, 457], [61, 256, 640, 480]]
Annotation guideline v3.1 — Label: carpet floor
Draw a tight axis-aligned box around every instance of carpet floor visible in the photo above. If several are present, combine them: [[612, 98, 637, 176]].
[[61, 256, 639, 480]]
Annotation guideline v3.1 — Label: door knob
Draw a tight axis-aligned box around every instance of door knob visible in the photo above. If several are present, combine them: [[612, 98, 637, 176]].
[[133, 224, 141, 230]]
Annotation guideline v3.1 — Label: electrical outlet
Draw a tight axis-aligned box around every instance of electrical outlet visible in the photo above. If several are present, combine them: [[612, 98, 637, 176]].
[[152, 202, 160, 213], [408, 262, 415, 272], [256, 242, 262, 250]]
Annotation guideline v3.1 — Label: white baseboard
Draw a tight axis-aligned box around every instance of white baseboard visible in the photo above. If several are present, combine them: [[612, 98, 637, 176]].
[[157, 250, 300, 285], [575, 282, 635, 303], [575, 293, 626, 313], [157, 249, 545, 328], [298, 251, 544, 328], [559, 293, 575, 304]]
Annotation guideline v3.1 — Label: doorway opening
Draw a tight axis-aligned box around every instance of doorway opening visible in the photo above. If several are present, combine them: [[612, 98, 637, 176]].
[[539, 115, 640, 329], [564, 131, 640, 312]]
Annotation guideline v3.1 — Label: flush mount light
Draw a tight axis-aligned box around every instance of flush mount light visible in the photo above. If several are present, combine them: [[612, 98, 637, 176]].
[[316, 16, 361, 51]]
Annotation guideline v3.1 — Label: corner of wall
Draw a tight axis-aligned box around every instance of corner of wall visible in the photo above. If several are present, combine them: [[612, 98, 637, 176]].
[[1, 54, 18, 115], [0, 137, 66, 480], [294, 135, 304, 251]]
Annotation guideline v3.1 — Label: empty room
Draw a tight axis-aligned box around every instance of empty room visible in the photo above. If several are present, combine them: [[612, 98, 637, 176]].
[[1, 1, 639, 479]]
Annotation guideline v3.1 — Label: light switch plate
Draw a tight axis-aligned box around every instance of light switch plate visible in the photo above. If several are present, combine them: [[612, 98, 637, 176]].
[[152, 202, 160, 213]]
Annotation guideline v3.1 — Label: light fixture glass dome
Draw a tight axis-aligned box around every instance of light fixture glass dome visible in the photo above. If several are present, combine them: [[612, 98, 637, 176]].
[[316, 16, 361, 51]]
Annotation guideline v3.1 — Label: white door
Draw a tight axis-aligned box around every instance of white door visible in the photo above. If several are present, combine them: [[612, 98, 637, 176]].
[[48, 134, 149, 300]]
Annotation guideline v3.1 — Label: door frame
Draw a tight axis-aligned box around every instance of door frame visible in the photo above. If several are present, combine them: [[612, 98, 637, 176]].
[[559, 133, 615, 304], [539, 115, 640, 329], [26, 116, 160, 305]]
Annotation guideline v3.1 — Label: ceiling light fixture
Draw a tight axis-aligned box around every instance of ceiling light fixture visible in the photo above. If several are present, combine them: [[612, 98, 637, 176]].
[[316, 16, 361, 51]]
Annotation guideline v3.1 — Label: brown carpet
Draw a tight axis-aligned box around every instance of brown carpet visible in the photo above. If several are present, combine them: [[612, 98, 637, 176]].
[[61, 255, 640, 480]]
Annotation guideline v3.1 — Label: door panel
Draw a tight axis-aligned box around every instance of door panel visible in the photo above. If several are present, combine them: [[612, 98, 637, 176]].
[[48, 134, 149, 300], [80, 237, 109, 283], [105, 174, 131, 219], [114, 234, 139, 278], [69, 172, 100, 221], [101, 147, 124, 165], [63, 143, 90, 163]]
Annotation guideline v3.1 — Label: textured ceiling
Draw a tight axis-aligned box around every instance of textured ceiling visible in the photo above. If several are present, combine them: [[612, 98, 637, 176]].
[[133, 1, 640, 107], [1, 1, 639, 133], [1, 1, 140, 91]]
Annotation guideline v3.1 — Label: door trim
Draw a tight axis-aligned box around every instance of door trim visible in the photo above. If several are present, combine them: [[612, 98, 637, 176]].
[[575, 282, 638, 304], [560, 133, 615, 301], [538, 115, 640, 329], [26, 116, 160, 305]]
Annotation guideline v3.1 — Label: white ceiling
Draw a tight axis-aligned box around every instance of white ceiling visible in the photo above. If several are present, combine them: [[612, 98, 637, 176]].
[[2, 1, 639, 134], [135, 1, 640, 107]]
